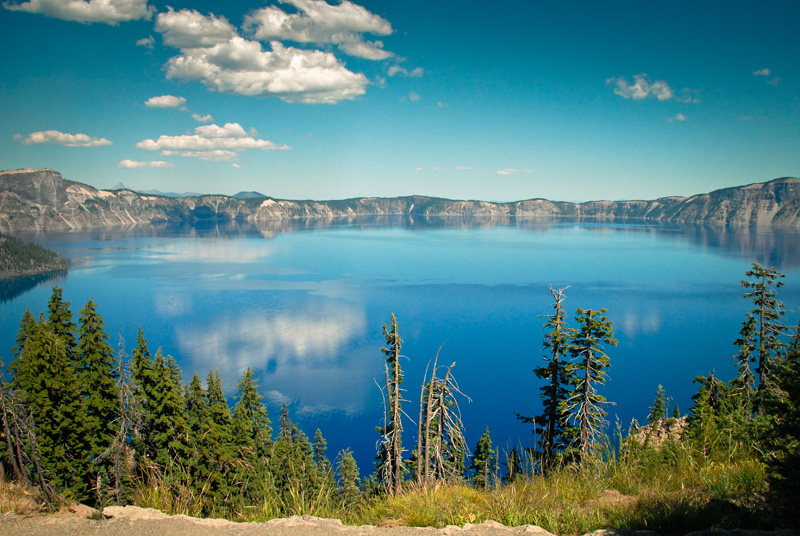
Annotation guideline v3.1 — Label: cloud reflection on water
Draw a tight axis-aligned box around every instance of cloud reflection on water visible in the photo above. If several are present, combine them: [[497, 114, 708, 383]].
[[175, 303, 372, 416]]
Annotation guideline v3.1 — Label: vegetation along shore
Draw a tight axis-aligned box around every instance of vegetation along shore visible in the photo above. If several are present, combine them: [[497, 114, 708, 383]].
[[0, 262, 798, 535]]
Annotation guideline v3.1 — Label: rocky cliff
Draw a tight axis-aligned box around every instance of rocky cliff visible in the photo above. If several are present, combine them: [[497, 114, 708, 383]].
[[1, 168, 799, 232]]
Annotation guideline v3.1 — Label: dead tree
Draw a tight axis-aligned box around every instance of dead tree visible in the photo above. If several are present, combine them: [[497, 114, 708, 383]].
[[416, 346, 470, 488], [377, 314, 406, 494]]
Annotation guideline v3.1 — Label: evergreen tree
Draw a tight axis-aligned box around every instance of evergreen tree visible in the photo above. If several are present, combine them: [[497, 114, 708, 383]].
[[147, 350, 189, 469], [731, 314, 758, 412], [313, 428, 332, 478], [741, 263, 786, 409], [46, 286, 77, 361], [14, 317, 88, 498], [648, 384, 667, 426], [377, 313, 405, 493], [129, 328, 156, 467], [764, 322, 800, 525], [230, 368, 272, 499], [335, 448, 361, 504], [518, 286, 574, 471], [565, 308, 617, 464], [470, 427, 498, 489], [76, 298, 120, 498]]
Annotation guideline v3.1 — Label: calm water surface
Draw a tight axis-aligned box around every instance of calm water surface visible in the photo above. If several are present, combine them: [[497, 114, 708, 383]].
[[3, 218, 800, 472]]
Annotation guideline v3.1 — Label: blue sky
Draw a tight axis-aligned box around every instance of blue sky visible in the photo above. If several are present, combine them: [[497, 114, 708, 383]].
[[1, 0, 798, 201]]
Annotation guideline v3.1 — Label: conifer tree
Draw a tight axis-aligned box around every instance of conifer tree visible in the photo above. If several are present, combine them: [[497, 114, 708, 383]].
[[232, 368, 272, 457], [741, 263, 786, 408], [518, 286, 574, 471], [731, 315, 757, 413], [76, 298, 120, 497], [377, 313, 405, 494], [129, 328, 156, 467], [46, 287, 77, 361], [565, 308, 617, 464], [14, 317, 88, 498], [470, 427, 498, 489], [313, 428, 332, 478], [335, 448, 360, 504], [147, 350, 190, 470], [648, 385, 667, 426]]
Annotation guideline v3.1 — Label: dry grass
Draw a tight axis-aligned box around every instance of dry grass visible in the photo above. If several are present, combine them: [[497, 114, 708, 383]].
[[0, 477, 44, 515]]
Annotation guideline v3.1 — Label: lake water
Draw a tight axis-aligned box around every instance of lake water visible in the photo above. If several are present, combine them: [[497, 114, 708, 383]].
[[2, 217, 800, 473]]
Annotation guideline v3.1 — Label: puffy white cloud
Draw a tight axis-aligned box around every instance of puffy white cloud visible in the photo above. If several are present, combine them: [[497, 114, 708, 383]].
[[3, 0, 153, 24], [144, 94, 186, 108], [165, 38, 368, 104], [118, 159, 173, 168], [136, 122, 289, 160], [136, 35, 154, 49], [192, 113, 214, 122], [155, 8, 236, 48], [408, 91, 420, 101], [753, 68, 770, 76], [668, 113, 687, 123], [194, 122, 247, 137], [497, 168, 518, 176], [607, 73, 673, 101], [17, 130, 112, 147], [243, 0, 392, 60]]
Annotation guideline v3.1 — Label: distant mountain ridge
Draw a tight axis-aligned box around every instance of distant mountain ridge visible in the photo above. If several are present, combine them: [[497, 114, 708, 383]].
[[1, 168, 799, 232]]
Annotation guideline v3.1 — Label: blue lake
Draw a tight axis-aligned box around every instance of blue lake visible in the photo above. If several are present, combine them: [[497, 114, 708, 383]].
[[2, 218, 800, 473]]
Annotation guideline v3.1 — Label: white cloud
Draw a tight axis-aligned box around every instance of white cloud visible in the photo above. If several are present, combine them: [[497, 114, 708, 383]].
[[136, 35, 154, 49], [243, 0, 393, 60], [753, 68, 770, 76], [436, 101, 447, 108], [155, 8, 236, 48], [164, 37, 368, 104], [118, 159, 173, 168], [497, 168, 518, 176], [388, 65, 423, 77], [137, 122, 289, 160], [456, 166, 471, 171], [194, 122, 248, 137], [668, 113, 687, 123], [192, 113, 214, 122], [414, 167, 423, 171], [3, 0, 154, 24], [767, 77, 781, 86], [607, 73, 674, 101], [17, 130, 112, 147], [144, 94, 186, 108], [408, 91, 420, 101]]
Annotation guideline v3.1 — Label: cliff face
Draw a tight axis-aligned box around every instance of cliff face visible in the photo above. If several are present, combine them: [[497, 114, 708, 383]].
[[1, 168, 799, 232]]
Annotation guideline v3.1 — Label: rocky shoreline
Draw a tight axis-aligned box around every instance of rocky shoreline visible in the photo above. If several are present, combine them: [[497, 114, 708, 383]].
[[1, 169, 800, 232]]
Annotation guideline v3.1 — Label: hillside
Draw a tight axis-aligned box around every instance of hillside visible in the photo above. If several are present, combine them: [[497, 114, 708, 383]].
[[1, 169, 799, 232], [0, 230, 68, 278]]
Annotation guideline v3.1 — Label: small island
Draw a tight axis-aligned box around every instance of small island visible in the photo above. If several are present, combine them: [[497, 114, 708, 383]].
[[0, 232, 69, 280]]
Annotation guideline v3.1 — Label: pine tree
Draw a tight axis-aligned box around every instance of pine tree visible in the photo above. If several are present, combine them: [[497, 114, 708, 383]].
[[14, 317, 88, 498], [764, 322, 800, 524], [147, 350, 189, 470], [129, 328, 156, 467], [230, 367, 272, 497], [741, 263, 786, 409], [648, 385, 667, 426], [313, 428, 332, 478], [565, 308, 617, 465], [46, 286, 77, 361], [335, 448, 361, 504], [377, 313, 405, 494], [76, 298, 120, 499], [731, 314, 758, 412], [517, 286, 574, 471], [470, 427, 498, 489]]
